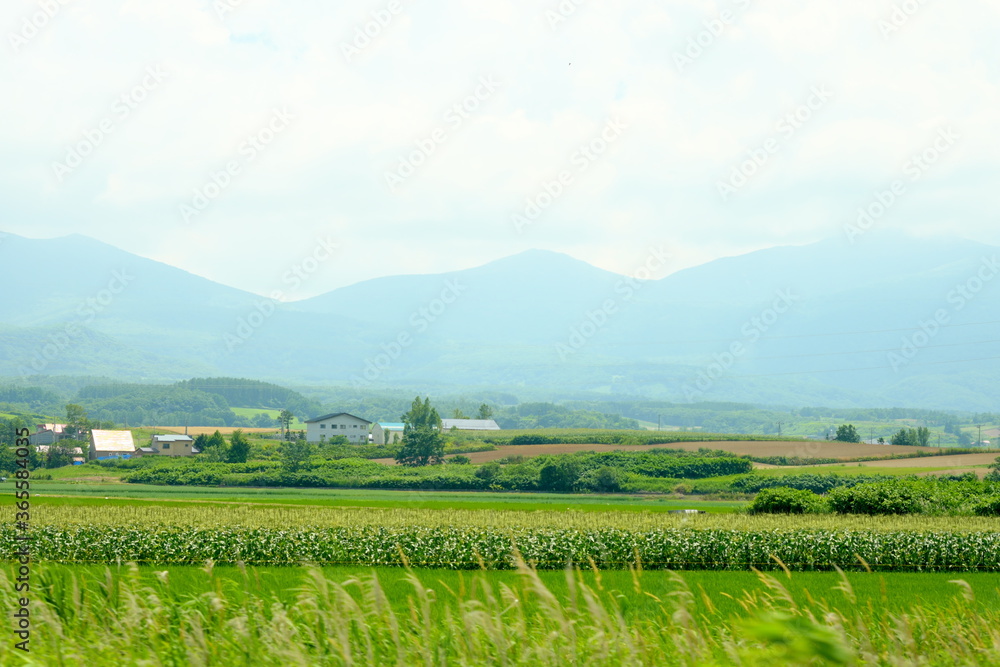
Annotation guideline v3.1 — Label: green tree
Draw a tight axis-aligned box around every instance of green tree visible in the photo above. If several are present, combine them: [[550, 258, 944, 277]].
[[197, 429, 229, 462], [395, 428, 444, 467], [281, 439, 312, 472], [834, 424, 861, 443], [45, 444, 76, 469], [452, 408, 469, 419], [192, 433, 209, 453], [475, 461, 502, 485], [476, 404, 493, 420], [396, 396, 444, 466], [539, 458, 582, 492], [227, 429, 250, 463], [890, 428, 914, 446], [402, 396, 442, 431], [278, 409, 294, 439], [914, 426, 931, 447], [65, 404, 90, 438]]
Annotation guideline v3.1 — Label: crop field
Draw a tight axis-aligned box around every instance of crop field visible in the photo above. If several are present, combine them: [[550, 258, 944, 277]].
[[21, 482, 746, 513], [4, 562, 1000, 664], [7, 504, 1000, 571], [450, 440, 937, 464]]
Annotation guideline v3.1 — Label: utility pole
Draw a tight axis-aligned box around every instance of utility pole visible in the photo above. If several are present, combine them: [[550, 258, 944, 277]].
[[657, 415, 661, 431], [978, 424, 983, 447], [777, 421, 782, 436]]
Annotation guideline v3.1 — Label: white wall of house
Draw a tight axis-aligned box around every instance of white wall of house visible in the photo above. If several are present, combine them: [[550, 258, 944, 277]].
[[307, 413, 371, 443], [371, 423, 404, 445]]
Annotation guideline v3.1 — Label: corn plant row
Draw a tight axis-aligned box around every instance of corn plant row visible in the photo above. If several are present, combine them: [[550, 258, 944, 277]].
[[5, 524, 1000, 571], [26, 503, 1000, 532]]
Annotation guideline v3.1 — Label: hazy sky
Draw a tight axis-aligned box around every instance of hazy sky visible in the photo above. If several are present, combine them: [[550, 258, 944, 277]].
[[3, 0, 998, 299]]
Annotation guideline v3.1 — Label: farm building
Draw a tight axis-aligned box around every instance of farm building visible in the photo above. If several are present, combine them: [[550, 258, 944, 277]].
[[305, 412, 372, 443], [28, 423, 71, 446], [371, 422, 405, 445], [89, 430, 136, 460], [142, 434, 199, 457], [440, 419, 501, 431]]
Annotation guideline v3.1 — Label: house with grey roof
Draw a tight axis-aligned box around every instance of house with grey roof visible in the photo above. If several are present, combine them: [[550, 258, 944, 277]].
[[305, 413, 372, 443], [145, 434, 198, 457]]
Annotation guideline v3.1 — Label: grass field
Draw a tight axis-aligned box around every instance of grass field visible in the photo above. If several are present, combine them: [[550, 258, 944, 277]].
[[230, 406, 308, 429], [18, 481, 745, 513], [5, 562, 1000, 663]]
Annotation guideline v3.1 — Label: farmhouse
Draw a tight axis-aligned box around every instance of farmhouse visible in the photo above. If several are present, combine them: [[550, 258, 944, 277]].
[[305, 412, 371, 444], [141, 434, 198, 457], [28, 423, 71, 446], [89, 429, 136, 460], [440, 419, 501, 431], [371, 422, 405, 445]]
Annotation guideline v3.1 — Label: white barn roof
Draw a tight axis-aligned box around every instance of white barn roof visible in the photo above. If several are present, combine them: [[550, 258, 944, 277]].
[[440, 419, 500, 431], [90, 430, 136, 452]]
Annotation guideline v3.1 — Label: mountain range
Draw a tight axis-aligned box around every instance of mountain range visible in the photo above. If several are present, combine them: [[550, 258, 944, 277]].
[[1, 230, 998, 410]]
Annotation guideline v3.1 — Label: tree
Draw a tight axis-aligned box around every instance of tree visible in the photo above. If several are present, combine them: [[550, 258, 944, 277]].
[[227, 429, 250, 463], [476, 404, 494, 420], [65, 404, 90, 438], [206, 430, 227, 450], [452, 408, 469, 419], [539, 458, 582, 492], [890, 428, 913, 446], [281, 439, 312, 472], [403, 397, 441, 431], [475, 461, 501, 485], [396, 396, 444, 466], [395, 428, 444, 467], [193, 433, 209, 453], [197, 429, 229, 461], [45, 445, 76, 469], [278, 409, 294, 439], [890, 427, 931, 447], [834, 424, 861, 443]]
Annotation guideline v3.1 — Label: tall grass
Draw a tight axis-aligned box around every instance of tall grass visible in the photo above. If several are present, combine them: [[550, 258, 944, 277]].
[[2, 561, 1000, 665]]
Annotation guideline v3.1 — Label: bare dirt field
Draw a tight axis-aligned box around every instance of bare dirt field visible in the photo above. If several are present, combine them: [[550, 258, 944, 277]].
[[814, 453, 1000, 469], [375, 441, 938, 465]]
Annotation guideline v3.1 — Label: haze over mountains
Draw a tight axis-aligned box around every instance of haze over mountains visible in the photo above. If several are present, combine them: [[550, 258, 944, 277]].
[[1, 231, 997, 410]]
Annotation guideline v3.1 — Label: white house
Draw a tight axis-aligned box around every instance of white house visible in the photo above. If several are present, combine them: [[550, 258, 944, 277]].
[[440, 419, 501, 431], [89, 430, 136, 460], [305, 413, 372, 443], [371, 422, 405, 445]]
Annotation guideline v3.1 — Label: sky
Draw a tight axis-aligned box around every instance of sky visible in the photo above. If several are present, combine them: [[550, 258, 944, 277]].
[[2, 0, 999, 300]]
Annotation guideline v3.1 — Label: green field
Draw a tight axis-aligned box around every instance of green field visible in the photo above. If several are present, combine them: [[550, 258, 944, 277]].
[[230, 407, 307, 429], [21, 481, 744, 512], [4, 562, 1000, 664]]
